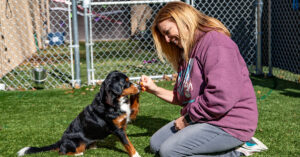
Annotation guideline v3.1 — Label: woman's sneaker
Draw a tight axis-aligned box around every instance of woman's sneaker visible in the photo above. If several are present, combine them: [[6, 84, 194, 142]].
[[236, 137, 268, 156]]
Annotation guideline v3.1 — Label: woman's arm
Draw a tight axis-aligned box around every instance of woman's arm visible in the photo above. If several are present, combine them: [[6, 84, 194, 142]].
[[140, 75, 179, 105]]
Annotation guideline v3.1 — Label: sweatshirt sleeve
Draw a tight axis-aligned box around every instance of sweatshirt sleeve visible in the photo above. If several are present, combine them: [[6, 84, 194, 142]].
[[187, 45, 243, 122]]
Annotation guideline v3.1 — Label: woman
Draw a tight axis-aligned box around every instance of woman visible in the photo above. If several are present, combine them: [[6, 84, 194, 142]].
[[140, 1, 264, 157]]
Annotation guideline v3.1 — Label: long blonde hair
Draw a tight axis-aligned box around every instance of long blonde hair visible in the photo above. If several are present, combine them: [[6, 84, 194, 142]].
[[152, 1, 230, 70]]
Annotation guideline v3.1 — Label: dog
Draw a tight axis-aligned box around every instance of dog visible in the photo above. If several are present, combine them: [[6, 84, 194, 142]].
[[18, 71, 141, 157]]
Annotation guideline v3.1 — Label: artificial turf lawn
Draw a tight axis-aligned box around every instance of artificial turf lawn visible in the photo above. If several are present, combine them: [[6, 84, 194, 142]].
[[0, 76, 299, 156]]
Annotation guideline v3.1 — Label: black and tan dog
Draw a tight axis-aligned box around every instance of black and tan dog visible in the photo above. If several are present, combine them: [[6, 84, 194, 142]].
[[18, 71, 141, 157]]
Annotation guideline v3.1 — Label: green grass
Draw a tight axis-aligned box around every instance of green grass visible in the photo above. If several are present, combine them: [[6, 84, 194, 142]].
[[0, 77, 299, 157]]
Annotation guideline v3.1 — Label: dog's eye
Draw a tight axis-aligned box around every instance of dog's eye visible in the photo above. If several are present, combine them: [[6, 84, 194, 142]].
[[125, 82, 131, 88]]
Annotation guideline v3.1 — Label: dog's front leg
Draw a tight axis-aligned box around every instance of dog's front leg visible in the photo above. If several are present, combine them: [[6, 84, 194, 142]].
[[112, 115, 140, 157], [113, 129, 140, 157], [129, 94, 140, 120]]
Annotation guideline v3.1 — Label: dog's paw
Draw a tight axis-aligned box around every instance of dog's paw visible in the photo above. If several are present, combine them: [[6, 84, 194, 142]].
[[132, 151, 141, 157], [75, 152, 84, 156]]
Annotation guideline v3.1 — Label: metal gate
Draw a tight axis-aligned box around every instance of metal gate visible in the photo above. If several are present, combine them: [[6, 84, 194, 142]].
[[84, 0, 179, 85], [84, 0, 259, 85], [0, 0, 75, 90]]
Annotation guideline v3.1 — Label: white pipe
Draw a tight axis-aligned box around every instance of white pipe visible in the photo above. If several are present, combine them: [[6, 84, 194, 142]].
[[92, 74, 173, 83], [68, 2, 75, 87], [130, 74, 173, 80], [89, 4, 96, 85]]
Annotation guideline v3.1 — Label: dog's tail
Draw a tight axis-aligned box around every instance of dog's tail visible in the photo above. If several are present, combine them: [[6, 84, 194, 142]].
[[17, 141, 60, 156]]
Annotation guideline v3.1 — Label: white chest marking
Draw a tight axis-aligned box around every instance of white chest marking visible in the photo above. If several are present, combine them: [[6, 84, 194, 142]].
[[119, 97, 131, 122]]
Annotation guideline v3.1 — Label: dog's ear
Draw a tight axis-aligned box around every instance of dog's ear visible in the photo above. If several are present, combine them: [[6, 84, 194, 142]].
[[98, 82, 106, 100], [93, 81, 106, 104], [105, 92, 113, 106], [101, 79, 119, 106]]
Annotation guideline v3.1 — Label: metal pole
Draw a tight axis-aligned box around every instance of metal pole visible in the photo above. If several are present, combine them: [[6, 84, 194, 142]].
[[83, 0, 91, 85], [68, 2, 75, 87], [190, 0, 194, 7], [72, 0, 81, 87], [88, 4, 95, 85], [256, 0, 263, 75], [268, 0, 272, 76], [185, 0, 190, 5]]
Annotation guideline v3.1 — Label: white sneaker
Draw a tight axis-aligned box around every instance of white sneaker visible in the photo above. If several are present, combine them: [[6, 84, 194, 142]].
[[236, 137, 268, 156]]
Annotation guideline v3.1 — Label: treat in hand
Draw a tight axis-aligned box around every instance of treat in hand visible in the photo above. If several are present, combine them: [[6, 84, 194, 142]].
[[140, 82, 146, 91]]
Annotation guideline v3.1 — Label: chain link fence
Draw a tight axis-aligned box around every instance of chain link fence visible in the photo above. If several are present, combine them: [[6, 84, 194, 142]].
[[261, 0, 300, 83], [86, 0, 177, 85], [0, 0, 74, 90], [193, 0, 257, 72], [87, 0, 259, 84], [0, 0, 299, 91]]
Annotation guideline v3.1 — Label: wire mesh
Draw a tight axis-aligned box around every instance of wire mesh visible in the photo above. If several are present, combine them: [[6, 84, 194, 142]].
[[1, 0, 299, 91], [88, 0, 259, 84], [0, 0, 73, 90], [193, 0, 257, 72], [261, 0, 300, 83], [88, 0, 177, 84]]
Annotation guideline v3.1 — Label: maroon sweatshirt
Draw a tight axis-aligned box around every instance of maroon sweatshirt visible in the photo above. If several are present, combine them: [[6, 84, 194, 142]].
[[174, 31, 258, 141]]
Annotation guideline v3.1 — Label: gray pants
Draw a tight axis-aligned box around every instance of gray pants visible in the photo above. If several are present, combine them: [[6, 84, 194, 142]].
[[150, 121, 243, 157]]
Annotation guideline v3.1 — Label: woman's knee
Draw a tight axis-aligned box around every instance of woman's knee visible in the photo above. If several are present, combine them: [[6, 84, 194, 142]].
[[159, 137, 186, 157], [159, 139, 180, 157], [150, 134, 160, 153], [149, 120, 177, 154]]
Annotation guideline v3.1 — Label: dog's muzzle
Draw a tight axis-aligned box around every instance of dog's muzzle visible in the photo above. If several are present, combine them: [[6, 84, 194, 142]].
[[133, 83, 142, 93]]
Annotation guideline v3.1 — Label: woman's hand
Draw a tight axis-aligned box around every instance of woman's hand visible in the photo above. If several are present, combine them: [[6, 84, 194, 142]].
[[140, 75, 158, 94], [140, 75, 178, 104], [174, 116, 189, 130]]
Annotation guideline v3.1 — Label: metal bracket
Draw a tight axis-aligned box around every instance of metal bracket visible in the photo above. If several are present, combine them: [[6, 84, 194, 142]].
[[83, 0, 90, 8], [69, 45, 79, 48], [88, 69, 95, 72]]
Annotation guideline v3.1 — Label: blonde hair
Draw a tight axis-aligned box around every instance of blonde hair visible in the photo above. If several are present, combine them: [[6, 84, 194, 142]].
[[151, 1, 230, 70]]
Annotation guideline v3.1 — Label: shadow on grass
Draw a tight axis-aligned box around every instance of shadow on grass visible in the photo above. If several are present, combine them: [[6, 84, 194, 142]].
[[251, 75, 300, 98], [130, 115, 170, 137], [94, 135, 127, 154], [92, 116, 169, 155], [131, 115, 170, 154]]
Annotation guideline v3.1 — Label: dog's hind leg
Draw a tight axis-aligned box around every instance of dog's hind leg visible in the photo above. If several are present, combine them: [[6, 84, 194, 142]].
[[59, 134, 88, 156], [59, 141, 86, 156], [86, 142, 98, 150], [70, 143, 86, 156]]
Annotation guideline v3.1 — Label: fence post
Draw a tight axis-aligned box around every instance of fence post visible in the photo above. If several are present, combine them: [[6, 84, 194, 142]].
[[268, 0, 272, 76], [256, 0, 263, 75], [83, 0, 91, 85], [184, 0, 190, 5], [72, 0, 81, 87]]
